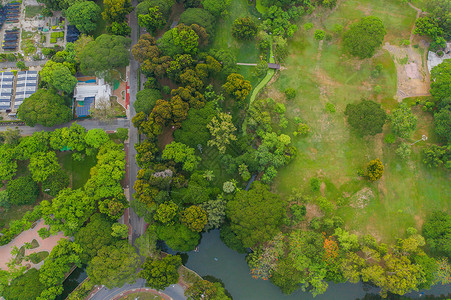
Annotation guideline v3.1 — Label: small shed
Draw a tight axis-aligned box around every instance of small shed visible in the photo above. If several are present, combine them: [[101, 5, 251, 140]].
[[267, 63, 281, 70]]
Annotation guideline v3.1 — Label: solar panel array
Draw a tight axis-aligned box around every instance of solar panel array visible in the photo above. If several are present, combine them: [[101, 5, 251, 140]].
[[14, 71, 38, 109], [0, 72, 14, 111]]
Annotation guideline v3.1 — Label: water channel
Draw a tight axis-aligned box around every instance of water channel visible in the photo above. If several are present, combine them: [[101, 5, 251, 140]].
[[56, 265, 87, 300], [185, 230, 451, 300]]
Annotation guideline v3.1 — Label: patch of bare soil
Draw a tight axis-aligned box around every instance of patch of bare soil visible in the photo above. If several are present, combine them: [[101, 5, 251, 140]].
[[305, 203, 323, 222], [157, 126, 175, 151], [414, 214, 424, 230], [383, 42, 430, 101], [349, 187, 375, 209]]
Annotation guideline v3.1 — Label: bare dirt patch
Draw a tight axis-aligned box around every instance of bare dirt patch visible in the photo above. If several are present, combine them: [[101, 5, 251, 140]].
[[383, 42, 430, 101], [349, 187, 375, 209]]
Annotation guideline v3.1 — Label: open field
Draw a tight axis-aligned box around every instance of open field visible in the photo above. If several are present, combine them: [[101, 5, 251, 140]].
[[271, 0, 449, 243]]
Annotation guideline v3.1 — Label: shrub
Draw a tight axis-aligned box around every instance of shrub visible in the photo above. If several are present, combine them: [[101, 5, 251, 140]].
[[310, 177, 321, 192], [38, 227, 51, 239], [314, 29, 326, 40], [316, 196, 334, 214], [290, 204, 306, 222], [345, 100, 387, 136], [325, 102, 336, 113], [232, 17, 257, 40], [294, 123, 310, 136], [366, 159, 384, 181], [342, 16, 386, 58], [384, 133, 396, 144], [423, 145, 450, 168], [304, 23, 313, 31], [396, 143, 411, 160], [285, 88, 296, 100], [223, 181, 235, 193]]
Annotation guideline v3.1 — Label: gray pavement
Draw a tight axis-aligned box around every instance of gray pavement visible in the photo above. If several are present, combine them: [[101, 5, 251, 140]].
[[128, 0, 146, 244], [89, 279, 186, 300], [0, 59, 48, 69], [0, 118, 129, 135]]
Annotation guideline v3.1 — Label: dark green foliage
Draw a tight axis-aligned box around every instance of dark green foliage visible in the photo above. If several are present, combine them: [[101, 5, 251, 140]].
[[79, 34, 131, 75], [290, 204, 306, 222], [345, 100, 387, 136], [423, 211, 451, 259], [134, 89, 162, 114], [285, 88, 296, 99], [180, 8, 215, 35], [174, 102, 216, 148], [74, 213, 115, 264], [201, 0, 230, 17], [6, 175, 39, 206], [139, 255, 182, 290], [390, 103, 417, 138], [107, 21, 132, 36], [0, 190, 9, 209], [232, 17, 258, 40], [310, 177, 321, 192], [136, 0, 175, 18], [42, 169, 69, 197], [342, 16, 386, 58], [434, 108, 451, 143], [227, 182, 286, 248], [116, 128, 129, 141], [220, 223, 247, 253], [3, 268, 44, 300], [156, 223, 200, 251], [17, 89, 71, 127], [66, 1, 101, 34]]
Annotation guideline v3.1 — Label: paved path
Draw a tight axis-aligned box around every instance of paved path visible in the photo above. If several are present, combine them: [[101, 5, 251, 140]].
[[90, 279, 186, 300], [0, 219, 66, 270], [0, 119, 129, 135], [128, 0, 146, 244]]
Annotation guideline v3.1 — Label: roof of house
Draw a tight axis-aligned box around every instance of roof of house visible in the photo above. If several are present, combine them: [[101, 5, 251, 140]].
[[76, 96, 94, 117]]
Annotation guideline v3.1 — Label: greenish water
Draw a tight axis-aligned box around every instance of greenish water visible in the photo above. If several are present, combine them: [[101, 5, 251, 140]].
[[185, 230, 451, 300], [56, 265, 87, 300]]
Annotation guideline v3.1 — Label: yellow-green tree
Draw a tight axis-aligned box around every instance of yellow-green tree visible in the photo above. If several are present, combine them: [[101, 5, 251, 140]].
[[102, 0, 133, 23], [366, 159, 384, 181], [180, 205, 208, 232], [207, 112, 237, 154]]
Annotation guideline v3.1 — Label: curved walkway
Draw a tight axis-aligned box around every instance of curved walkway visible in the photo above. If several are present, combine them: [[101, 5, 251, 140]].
[[111, 287, 171, 300], [89, 279, 186, 300]]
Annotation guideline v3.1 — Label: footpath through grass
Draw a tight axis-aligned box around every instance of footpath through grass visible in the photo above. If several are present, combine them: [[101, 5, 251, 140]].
[[272, 0, 449, 243]]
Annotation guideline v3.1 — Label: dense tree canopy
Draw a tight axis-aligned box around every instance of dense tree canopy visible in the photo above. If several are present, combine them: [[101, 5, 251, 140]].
[[17, 89, 72, 127], [66, 1, 101, 34], [232, 17, 258, 40], [201, 0, 230, 17], [343, 16, 386, 58], [6, 175, 39, 206], [430, 59, 451, 102], [390, 103, 417, 138], [156, 223, 200, 251], [102, 0, 133, 23], [79, 34, 131, 75], [180, 8, 215, 35], [87, 240, 140, 288], [28, 151, 60, 183], [222, 73, 252, 101], [423, 211, 451, 259], [2, 268, 43, 300], [134, 88, 162, 114], [227, 182, 286, 248], [139, 255, 182, 290], [345, 100, 387, 136]]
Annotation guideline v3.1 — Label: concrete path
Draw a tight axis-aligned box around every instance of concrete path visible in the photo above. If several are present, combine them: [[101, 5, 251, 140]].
[[0, 59, 48, 69], [0, 219, 66, 270], [0, 118, 129, 135], [89, 279, 186, 300]]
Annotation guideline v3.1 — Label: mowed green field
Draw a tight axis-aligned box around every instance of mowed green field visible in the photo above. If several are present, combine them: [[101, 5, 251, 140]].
[[272, 0, 449, 243]]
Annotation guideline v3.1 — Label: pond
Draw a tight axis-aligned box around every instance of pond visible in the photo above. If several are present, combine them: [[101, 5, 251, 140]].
[[56, 265, 87, 300], [185, 230, 450, 300]]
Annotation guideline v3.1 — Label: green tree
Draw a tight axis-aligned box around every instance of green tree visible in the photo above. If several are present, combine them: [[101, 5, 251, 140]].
[[84, 128, 109, 149], [154, 201, 179, 224], [39, 239, 82, 300], [179, 8, 215, 35], [222, 73, 252, 101], [134, 89, 162, 114], [0, 190, 9, 209], [185, 279, 231, 300], [390, 103, 417, 138], [423, 211, 451, 259], [79, 34, 131, 76], [314, 29, 326, 40], [41, 188, 96, 235], [51, 64, 77, 94], [200, 199, 227, 230], [173, 25, 199, 54], [28, 151, 60, 183], [430, 59, 451, 102], [107, 21, 131, 36], [2, 268, 43, 300], [87, 240, 140, 288], [74, 213, 115, 264], [434, 108, 451, 143], [138, 7, 166, 33], [102, 0, 133, 23], [66, 1, 101, 34], [0, 145, 17, 181], [343, 16, 386, 58], [396, 143, 412, 160], [17, 89, 72, 127], [156, 223, 200, 251], [414, 17, 443, 38], [139, 255, 182, 290], [232, 17, 257, 40], [14, 131, 49, 160], [6, 175, 39, 205], [111, 223, 129, 238], [180, 205, 208, 232], [423, 145, 450, 168], [345, 100, 387, 136], [207, 112, 237, 154], [366, 158, 384, 181], [162, 142, 200, 172], [227, 182, 286, 248], [201, 0, 230, 17]]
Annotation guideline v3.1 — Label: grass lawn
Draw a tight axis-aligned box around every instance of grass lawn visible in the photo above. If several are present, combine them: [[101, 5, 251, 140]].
[[57, 152, 97, 189], [271, 0, 449, 243], [118, 292, 162, 300], [25, 6, 43, 19]]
